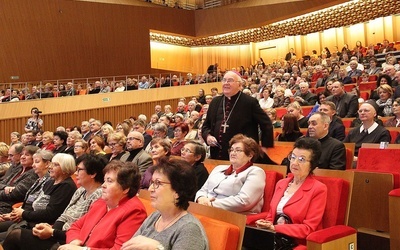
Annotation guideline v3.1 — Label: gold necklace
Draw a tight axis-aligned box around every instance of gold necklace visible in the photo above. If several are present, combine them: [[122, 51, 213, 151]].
[[156, 211, 185, 232]]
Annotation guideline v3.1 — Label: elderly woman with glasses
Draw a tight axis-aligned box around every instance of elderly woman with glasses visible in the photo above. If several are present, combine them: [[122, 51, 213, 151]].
[[255, 137, 327, 247], [195, 134, 266, 214], [121, 158, 208, 250], [73, 140, 88, 159], [2, 154, 107, 250], [105, 132, 128, 162], [57, 161, 147, 250], [140, 138, 171, 190], [180, 141, 209, 191]]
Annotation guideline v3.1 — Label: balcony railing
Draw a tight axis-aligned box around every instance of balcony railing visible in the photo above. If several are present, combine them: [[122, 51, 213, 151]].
[[0, 72, 220, 102]]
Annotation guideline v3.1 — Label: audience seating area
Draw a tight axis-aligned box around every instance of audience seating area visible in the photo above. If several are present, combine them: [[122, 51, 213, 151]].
[[203, 143, 400, 250], [202, 160, 358, 249]]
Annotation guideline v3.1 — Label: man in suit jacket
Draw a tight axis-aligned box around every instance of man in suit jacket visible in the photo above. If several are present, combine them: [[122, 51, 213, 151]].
[[81, 121, 92, 142], [315, 67, 330, 88], [120, 131, 152, 175], [294, 82, 317, 106], [308, 112, 346, 170], [202, 71, 274, 161], [285, 48, 296, 61], [326, 81, 358, 118], [319, 101, 346, 141]]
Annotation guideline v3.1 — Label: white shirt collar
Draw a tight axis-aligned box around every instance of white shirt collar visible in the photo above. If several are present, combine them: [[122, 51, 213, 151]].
[[360, 122, 378, 134]]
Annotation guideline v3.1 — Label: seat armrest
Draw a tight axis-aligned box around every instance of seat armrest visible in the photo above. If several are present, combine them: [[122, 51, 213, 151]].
[[307, 225, 356, 244], [389, 188, 400, 197], [246, 212, 269, 225]]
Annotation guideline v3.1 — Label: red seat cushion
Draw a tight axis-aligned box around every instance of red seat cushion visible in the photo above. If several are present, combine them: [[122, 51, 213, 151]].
[[307, 225, 357, 244]]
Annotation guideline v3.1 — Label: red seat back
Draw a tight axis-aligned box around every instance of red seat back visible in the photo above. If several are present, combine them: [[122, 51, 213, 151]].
[[313, 176, 350, 228], [262, 170, 284, 212], [359, 82, 377, 91], [357, 148, 400, 188]]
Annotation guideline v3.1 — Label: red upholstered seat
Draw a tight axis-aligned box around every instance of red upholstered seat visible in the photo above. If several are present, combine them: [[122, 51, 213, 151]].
[[359, 81, 377, 91], [313, 176, 349, 228], [356, 148, 400, 188], [276, 108, 287, 120], [302, 106, 313, 117], [360, 91, 370, 100], [306, 174, 357, 248], [343, 84, 356, 92], [315, 87, 325, 94], [246, 170, 284, 225], [197, 215, 240, 250]]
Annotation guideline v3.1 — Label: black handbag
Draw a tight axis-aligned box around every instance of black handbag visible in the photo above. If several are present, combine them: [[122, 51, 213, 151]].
[[274, 213, 298, 250]]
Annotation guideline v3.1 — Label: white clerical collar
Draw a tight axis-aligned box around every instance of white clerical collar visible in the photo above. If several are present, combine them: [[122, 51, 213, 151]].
[[360, 122, 378, 134]]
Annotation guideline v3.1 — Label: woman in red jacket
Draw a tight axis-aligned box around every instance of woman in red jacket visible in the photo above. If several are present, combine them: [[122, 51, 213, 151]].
[[58, 161, 147, 250], [256, 137, 327, 246]]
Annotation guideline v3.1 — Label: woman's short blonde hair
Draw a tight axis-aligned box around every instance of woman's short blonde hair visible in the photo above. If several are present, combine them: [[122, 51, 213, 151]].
[[0, 143, 9, 158], [101, 124, 114, 134], [377, 84, 393, 97], [52, 153, 76, 175], [108, 132, 126, 146], [42, 131, 54, 140]]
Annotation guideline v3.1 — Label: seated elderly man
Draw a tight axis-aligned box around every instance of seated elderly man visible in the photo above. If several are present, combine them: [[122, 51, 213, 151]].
[[308, 112, 346, 170], [344, 100, 391, 161], [120, 131, 152, 175], [294, 82, 317, 106], [326, 81, 358, 118], [347, 60, 363, 78]]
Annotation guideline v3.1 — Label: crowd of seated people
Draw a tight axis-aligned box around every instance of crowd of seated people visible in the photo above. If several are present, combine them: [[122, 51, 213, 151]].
[[0, 110, 218, 249], [0, 39, 398, 249]]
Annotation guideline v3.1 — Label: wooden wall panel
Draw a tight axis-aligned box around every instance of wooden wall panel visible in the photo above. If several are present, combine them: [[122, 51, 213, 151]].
[[0, 0, 194, 82]]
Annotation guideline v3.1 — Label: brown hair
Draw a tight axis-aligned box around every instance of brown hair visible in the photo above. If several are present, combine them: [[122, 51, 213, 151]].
[[282, 114, 300, 135], [229, 134, 261, 162]]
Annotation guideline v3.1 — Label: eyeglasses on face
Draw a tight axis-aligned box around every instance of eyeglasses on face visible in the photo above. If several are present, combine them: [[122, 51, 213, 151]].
[[181, 147, 193, 154], [127, 137, 141, 141], [150, 179, 171, 189], [221, 78, 238, 83], [358, 109, 371, 114], [228, 148, 244, 154], [287, 153, 309, 164], [76, 167, 86, 173]]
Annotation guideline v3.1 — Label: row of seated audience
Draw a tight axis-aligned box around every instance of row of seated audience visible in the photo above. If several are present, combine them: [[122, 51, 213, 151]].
[[0, 147, 207, 249], [0, 123, 342, 249], [1, 38, 398, 103]]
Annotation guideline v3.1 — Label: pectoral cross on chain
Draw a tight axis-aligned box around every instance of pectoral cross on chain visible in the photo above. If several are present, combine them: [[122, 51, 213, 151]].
[[221, 122, 229, 133]]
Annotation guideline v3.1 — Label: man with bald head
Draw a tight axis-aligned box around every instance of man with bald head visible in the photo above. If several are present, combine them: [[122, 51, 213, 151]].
[[344, 101, 391, 159], [202, 71, 274, 162], [120, 131, 152, 175]]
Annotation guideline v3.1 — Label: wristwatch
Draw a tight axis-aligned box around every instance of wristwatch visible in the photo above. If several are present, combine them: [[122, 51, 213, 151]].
[[156, 244, 165, 250]]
